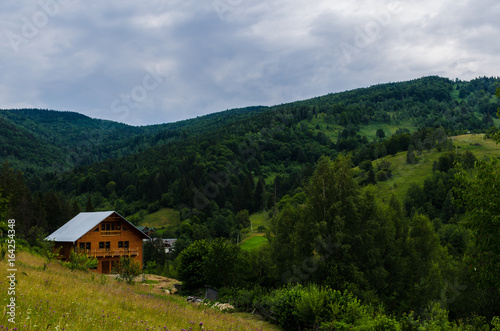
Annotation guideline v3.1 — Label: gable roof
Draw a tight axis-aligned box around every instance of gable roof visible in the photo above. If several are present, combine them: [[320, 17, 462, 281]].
[[45, 211, 150, 243]]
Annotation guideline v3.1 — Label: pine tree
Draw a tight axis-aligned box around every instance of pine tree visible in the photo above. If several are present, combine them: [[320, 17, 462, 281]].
[[86, 195, 94, 212]]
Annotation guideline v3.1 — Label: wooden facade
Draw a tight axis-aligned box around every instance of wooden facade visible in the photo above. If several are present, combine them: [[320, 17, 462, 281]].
[[51, 212, 149, 274]]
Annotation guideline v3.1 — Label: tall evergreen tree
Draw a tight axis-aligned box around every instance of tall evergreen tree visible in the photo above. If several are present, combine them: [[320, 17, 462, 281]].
[[85, 195, 94, 212]]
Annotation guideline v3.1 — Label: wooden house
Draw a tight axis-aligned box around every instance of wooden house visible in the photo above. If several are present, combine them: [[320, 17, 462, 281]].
[[46, 211, 150, 274]]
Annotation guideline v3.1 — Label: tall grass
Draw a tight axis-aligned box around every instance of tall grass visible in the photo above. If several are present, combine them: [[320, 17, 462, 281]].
[[0, 251, 280, 330]]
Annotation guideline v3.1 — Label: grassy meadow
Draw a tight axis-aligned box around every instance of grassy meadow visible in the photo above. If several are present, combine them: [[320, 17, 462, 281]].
[[0, 251, 280, 330], [240, 236, 268, 251], [373, 133, 500, 201], [239, 212, 271, 251], [140, 208, 181, 229]]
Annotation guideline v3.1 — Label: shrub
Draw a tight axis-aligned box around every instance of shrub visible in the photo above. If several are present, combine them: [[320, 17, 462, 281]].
[[268, 285, 303, 330], [63, 251, 98, 272], [296, 285, 326, 328], [254, 285, 403, 330], [116, 256, 142, 284]]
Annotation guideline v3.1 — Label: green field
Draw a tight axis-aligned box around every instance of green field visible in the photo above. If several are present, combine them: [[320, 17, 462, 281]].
[[240, 235, 269, 251], [237, 211, 272, 251], [373, 134, 500, 201], [309, 113, 417, 141], [139, 208, 181, 228], [249, 211, 271, 229]]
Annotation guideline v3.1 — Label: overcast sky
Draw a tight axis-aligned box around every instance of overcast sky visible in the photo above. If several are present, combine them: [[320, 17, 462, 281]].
[[1, 0, 499, 126]]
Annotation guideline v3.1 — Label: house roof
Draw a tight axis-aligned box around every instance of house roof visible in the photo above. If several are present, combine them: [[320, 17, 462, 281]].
[[45, 211, 150, 243]]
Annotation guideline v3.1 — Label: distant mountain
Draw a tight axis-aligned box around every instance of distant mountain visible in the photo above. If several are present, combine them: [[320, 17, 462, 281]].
[[0, 106, 268, 183], [23, 75, 496, 216]]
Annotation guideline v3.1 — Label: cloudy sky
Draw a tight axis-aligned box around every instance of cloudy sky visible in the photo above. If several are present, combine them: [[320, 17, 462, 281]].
[[1, 0, 499, 126]]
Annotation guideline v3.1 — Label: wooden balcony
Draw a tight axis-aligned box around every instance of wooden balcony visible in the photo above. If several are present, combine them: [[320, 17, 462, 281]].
[[101, 230, 121, 236], [79, 248, 139, 258]]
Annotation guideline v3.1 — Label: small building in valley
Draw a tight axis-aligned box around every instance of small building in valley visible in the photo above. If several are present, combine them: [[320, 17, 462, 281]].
[[162, 238, 177, 254], [46, 211, 150, 274], [137, 226, 156, 236]]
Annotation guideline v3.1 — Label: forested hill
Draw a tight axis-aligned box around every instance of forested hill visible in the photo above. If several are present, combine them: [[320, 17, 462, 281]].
[[5, 76, 484, 215], [0, 105, 268, 182], [0, 76, 499, 230]]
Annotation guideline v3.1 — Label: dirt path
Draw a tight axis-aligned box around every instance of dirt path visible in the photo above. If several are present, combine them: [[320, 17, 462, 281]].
[[140, 274, 179, 292], [108, 273, 180, 293]]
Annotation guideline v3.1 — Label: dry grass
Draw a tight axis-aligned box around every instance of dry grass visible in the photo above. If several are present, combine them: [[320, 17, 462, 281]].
[[0, 251, 280, 330]]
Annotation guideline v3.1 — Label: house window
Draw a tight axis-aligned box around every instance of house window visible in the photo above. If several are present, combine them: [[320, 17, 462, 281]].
[[101, 224, 105, 231], [105, 242, 110, 250], [124, 241, 129, 248], [94, 227, 99, 232], [123, 226, 127, 231], [118, 241, 123, 248], [86, 242, 91, 250], [106, 223, 110, 231], [99, 242, 104, 249], [117, 225, 121, 230], [79, 242, 85, 249]]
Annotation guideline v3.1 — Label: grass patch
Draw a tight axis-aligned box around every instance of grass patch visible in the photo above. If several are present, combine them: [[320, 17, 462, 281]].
[[249, 211, 271, 230], [237, 211, 271, 251], [451, 134, 500, 161], [0, 250, 280, 330], [240, 236, 269, 251], [373, 134, 500, 202], [373, 150, 439, 202], [358, 120, 416, 141], [141, 279, 160, 285], [140, 208, 180, 228]]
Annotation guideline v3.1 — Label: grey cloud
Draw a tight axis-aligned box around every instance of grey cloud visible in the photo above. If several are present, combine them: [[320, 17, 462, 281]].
[[0, 0, 499, 126]]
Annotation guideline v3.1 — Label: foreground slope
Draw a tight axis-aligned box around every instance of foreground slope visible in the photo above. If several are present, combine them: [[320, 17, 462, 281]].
[[0, 251, 280, 330]]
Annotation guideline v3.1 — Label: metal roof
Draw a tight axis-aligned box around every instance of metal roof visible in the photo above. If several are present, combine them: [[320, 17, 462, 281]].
[[45, 211, 150, 243]]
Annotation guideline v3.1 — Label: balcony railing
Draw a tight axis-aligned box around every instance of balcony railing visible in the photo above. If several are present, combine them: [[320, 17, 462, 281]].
[[101, 230, 121, 236], [78, 248, 139, 257]]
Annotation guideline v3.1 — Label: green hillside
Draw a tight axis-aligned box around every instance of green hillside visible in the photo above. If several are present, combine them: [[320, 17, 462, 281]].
[[372, 133, 500, 201], [3, 76, 500, 329], [0, 251, 279, 330]]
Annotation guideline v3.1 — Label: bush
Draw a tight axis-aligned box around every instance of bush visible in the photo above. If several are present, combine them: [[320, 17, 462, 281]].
[[376, 170, 391, 182], [296, 285, 326, 328], [63, 251, 98, 272], [268, 285, 303, 330], [115, 256, 142, 284], [255, 285, 402, 330]]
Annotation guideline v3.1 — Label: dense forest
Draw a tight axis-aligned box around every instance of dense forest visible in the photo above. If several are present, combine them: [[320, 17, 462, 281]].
[[2, 75, 500, 329]]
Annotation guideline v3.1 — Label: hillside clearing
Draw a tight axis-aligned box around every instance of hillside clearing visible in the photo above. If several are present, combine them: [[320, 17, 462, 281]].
[[240, 235, 269, 251], [373, 134, 500, 201], [139, 208, 181, 228]]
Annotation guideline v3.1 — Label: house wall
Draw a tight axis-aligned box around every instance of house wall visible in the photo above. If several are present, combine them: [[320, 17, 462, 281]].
[[75, 215, 145, 274]]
